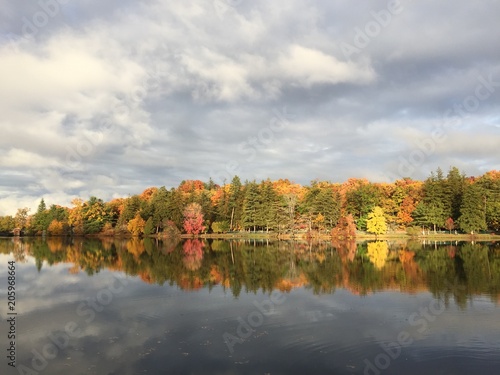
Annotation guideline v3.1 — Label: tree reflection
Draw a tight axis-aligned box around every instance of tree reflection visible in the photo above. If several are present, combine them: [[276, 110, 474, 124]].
[[183, 239, 204, 271], [3, 238, 500, 307], [366, 241, 389, 269]]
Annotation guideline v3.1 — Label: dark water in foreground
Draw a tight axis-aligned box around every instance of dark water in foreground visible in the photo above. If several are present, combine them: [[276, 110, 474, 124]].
[[1, 237, 500, 375]]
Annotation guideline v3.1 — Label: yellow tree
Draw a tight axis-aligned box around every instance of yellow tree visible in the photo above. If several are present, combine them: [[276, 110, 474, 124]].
[[68, 198, 84, 235], [47, 219, 64, 235], [127, 213, 145, 236], [366, 206, 387, 236], [14, 208, 30, 230]]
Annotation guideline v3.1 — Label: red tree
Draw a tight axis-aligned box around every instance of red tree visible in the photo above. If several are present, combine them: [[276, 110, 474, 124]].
[[445, 217, 455, 234], [183, 203, 205, 235]]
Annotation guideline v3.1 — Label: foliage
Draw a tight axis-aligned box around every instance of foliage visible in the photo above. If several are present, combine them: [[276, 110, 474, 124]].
[[127, 213, 146, 236], [458, 183, 487, 234], [345, 181, 381, 230], [212, 221, 230, 233], [331, 214, 356, 239], [47, 219, 65, 236], [32, 199, 49, 233], [162, 220, 181, 238], [406, 226, 421, 238], [2, 167, 499, 239], [366, 206, 387, 236], [183, 203, 205, 235], [144, 217, 155, 235], [14, 208, 30, 230], [445, 217, 455, 233], [0, 216, 15, 232]]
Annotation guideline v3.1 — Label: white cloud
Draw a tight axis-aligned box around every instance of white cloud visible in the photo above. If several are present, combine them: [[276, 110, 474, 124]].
[[277, 44, 375, 86]]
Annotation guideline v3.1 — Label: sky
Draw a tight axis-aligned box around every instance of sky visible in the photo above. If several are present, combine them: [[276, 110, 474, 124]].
[[0, 0, 499, 215]]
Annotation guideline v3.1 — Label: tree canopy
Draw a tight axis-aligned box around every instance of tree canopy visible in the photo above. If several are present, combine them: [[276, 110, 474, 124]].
[[1, 167, 498, 237]]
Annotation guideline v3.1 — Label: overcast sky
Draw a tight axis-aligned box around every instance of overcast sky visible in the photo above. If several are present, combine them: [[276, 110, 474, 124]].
[[1, 0, 499, 215]]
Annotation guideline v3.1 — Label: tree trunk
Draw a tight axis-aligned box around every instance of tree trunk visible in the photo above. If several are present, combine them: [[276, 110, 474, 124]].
[[230, 207, 235, 231]]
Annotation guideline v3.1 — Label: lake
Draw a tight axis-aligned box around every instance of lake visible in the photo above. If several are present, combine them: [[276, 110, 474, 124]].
[[1, 237, 500, 375]]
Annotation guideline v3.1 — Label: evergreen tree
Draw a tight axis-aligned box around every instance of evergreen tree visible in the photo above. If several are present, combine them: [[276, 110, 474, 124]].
[[260, 179, 279, 232], [167, 188, 185, 229], [242, 181, 261, 232], [458, 183, 487, 234], [445, 167, 465, 220], [216, 186, 230, 222], [412, 201, 445, 233], [150, 187, 170, 233], [476, 171, 500, 231], [345, 183, 381, 230], [315, 188, 341, 230], [32, 199, 49, 233], [118, 195, 142, 226], [228, 176, 244, 230], [144, 217, 155, 235]]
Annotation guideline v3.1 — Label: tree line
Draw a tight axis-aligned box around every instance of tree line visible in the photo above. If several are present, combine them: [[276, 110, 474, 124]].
[[1, 167, 499, 237]]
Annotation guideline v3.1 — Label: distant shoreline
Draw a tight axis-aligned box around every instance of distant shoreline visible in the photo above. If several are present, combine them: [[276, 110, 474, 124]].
[[2, 232, 498, 242]]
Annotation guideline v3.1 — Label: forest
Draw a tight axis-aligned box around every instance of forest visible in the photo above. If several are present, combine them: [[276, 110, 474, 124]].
[[1, 167, 499, 237]]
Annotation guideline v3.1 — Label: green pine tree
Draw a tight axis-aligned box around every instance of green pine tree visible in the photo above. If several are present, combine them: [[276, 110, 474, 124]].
[[458, 183, 487, 234]]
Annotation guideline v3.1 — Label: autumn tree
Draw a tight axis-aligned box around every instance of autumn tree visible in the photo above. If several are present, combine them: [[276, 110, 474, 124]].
[[68, 198, 85, 235], [366, 206, 387, 236], [331, 214, 356, 239], [14, 208, 30, 230], [183, 203, 205, 235], [47, 219, 65, 236], [82, 197, 111, 234], [0, 216, 16, 233], [445, 217, 455, 234], [118, 195, 142, 227], [128, 213, 146, 236]]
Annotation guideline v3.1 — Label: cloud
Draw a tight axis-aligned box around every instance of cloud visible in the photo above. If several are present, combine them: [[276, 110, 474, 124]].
[[277, 44, 375, 86], [0, 0, 499, 215]]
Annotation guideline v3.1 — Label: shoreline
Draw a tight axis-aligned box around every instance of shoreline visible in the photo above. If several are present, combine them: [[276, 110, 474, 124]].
[[2, 233, 498, 242]]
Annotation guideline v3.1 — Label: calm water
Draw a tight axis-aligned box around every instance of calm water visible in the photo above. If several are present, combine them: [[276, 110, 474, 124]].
[[1, 237, 500, 375]]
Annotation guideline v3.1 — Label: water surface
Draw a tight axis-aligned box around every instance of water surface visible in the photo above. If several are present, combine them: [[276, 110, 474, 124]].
[[1, 238, 499, 374]]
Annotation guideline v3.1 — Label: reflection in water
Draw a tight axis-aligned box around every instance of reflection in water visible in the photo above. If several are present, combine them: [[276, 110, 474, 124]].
[[1, 238, 500, 375], [366, 241, 388, 269], [2, 237, 499, 305]]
